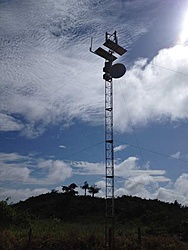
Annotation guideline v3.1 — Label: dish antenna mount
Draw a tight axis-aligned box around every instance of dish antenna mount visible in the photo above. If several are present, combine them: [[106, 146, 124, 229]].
[[90, 31, 127, 250]]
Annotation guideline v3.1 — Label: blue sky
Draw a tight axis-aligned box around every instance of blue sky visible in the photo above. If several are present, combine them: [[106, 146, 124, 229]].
[[1, 0, 188, 204]]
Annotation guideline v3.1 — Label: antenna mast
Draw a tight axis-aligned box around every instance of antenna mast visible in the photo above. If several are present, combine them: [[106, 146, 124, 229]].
[[90, 31, 127, 250]]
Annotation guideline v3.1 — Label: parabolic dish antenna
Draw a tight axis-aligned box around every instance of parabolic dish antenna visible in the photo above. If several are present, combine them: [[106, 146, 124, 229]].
[[110, 63, 126, 79]]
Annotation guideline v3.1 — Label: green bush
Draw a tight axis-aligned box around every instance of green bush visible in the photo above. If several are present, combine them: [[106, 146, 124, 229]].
[[0, 198, 31, 229]]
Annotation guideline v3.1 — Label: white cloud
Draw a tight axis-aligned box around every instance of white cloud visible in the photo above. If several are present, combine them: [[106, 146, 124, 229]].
[[113, 157, 173, 201], [125, 174, 158, 196], [70, 156, 169, 201], [0, 114, 24, 131], [156, 187, 188, 206], [71, 157, 168, 186], [0, 166, 31, 182], [1, 151, 188, 205], [136, 173, 188, 206], [174, 173, 188, 196], [0, 152, 29, 162], [115, 157, 168, 181], [169, 151, 188, 162], [41, 160, 72, 184], [72, 161, 104, 175], [115, 188, 129, 197], [0, 187, 50, 203], [2, 44, 188, 137], [115, 171, 188, 206], [0, 0, 157, 137], [170, 151, 181, 159], [91, 180, 105, 198], [0, 153, 72, 186], [114, 45, 188, 132], [114, 144, 127, 152], [20, 123, 46, 139]]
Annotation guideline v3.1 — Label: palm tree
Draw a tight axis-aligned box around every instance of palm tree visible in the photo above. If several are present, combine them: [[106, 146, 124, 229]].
[[81, 181, 89, 196], [88, 185, 100, 197]]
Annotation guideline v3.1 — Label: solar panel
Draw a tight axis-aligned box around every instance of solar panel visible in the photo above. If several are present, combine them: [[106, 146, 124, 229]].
[[95, 47, 117, 61], [103, 40, 127, 55]]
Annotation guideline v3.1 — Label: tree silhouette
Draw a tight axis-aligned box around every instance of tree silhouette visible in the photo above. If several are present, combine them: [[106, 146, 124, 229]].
[[81, 181, 89, 196], [62, 183, 78, 195], [62, 185, 69, 193], [69, 183, 77, 190], [51, 189, 58, 193], [88, 185, 100, 197]]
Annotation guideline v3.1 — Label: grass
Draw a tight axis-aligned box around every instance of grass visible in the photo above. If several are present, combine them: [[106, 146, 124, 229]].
[[1, 219, 188, 249], [0, 219, 105, 249]]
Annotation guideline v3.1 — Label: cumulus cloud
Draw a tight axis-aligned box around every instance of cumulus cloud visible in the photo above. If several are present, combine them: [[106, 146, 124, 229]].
[[70, 156, 169, 200], [71, 157, 168, 185], [113, 156, 170, 199], [114, 45, 188, 132], [95, 180, 106, 190], [0, 153, 72, 187], [120, 173, 188, 206], [38, 159, 72, 184], [114, 157, 168, 181], [0, 166, 30, 183], [124, 175, 158, 198], [1, 151, 188, 205], [174, 173, 188, 196], [156, 187, 188, 206]]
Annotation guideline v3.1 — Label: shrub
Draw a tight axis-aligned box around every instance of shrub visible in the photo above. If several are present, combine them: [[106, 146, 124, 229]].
[[0, 198, 31, 229]]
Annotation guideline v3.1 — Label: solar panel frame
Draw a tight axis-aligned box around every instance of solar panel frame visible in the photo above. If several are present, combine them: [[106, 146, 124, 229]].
[[103, 40, 127, 55], [95, 47, 117, 61]]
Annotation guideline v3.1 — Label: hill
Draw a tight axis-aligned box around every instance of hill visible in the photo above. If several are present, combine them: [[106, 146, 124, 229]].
[[14, 193, 188, 238], [14, 192, 105, 221], [1, 193, 188, 249]]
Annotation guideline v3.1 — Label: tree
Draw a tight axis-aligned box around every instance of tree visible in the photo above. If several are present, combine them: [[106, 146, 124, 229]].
[[81, 181, 89, 196], [51, 189, 58, 193], [62, 185, 69, 193], [69, 183, 77, 190], [0, 198, 30, 229], [62, 183, 78, 195], [88, 185, 100, 197]]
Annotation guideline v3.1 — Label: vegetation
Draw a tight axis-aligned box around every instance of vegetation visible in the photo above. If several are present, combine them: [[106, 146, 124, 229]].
[[0, 198, 31, 230], [62, 182, 78, 196], [88, 184, 101, 197], [81, 181, 89, 196], [1, 189, 188, 249]]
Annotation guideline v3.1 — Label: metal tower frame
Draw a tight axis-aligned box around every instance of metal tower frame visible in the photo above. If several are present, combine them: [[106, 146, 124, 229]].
[[105, 66, 115, 250], [90, 31, 127, 250]]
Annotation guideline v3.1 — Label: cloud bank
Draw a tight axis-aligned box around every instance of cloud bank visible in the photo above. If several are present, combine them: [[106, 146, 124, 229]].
[[1, 151, 188, 205]]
